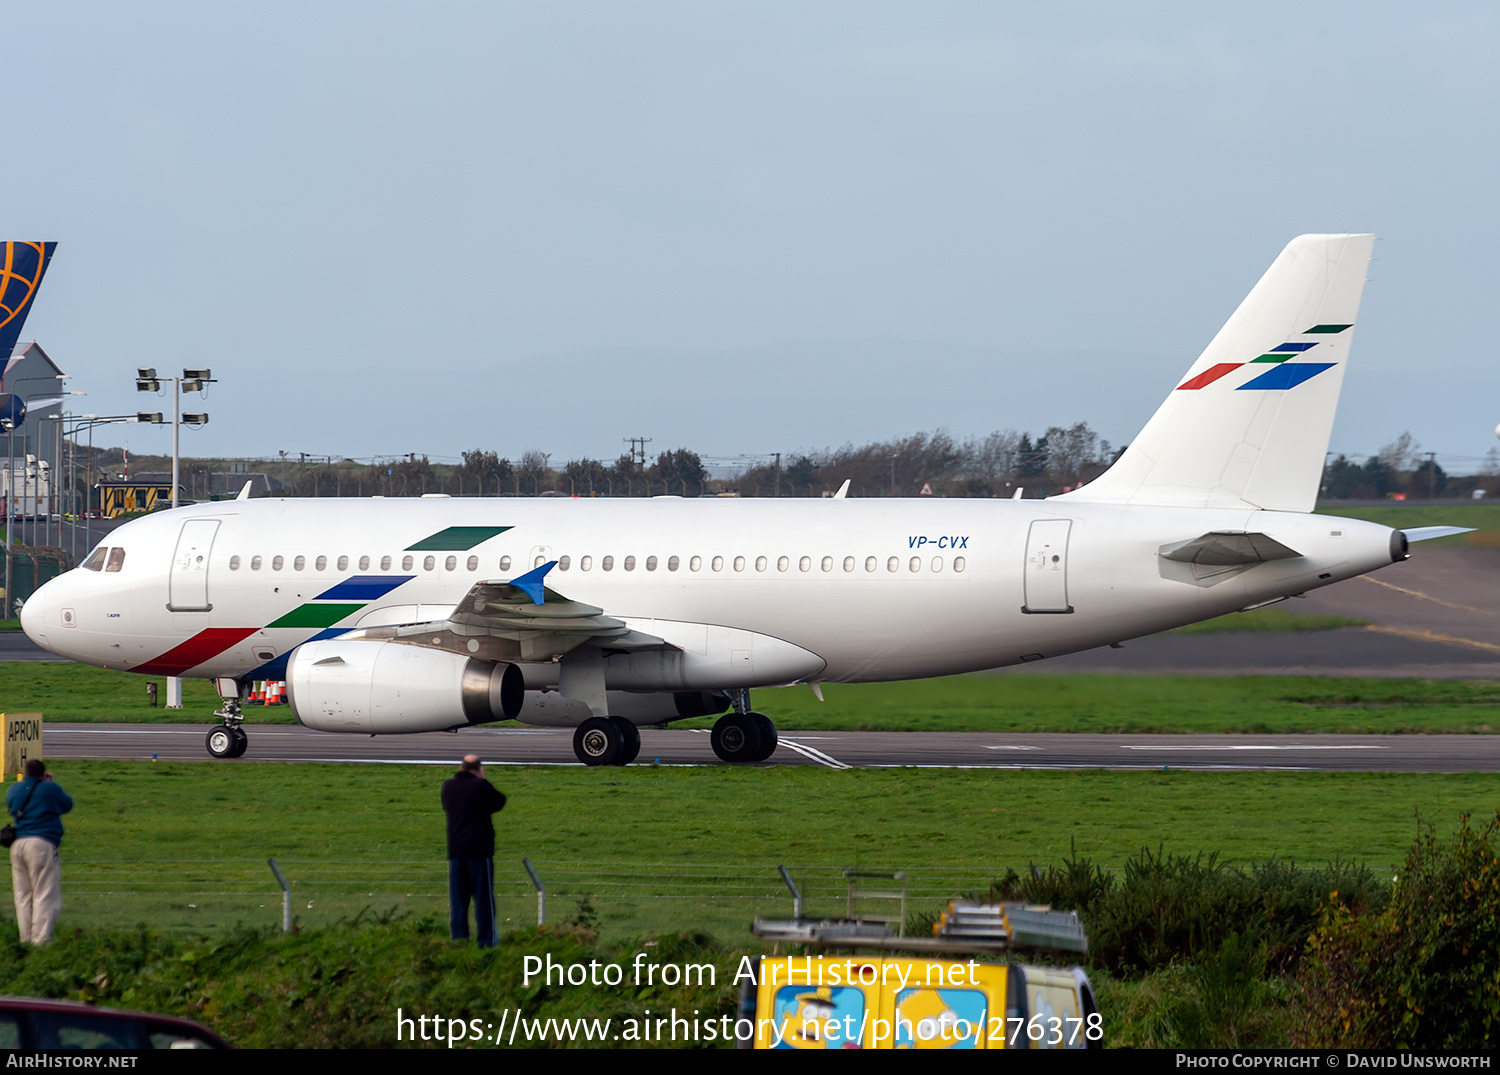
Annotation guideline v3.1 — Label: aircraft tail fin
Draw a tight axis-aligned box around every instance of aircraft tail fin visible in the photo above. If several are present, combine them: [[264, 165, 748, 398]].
[[1060, 233, 1375, 513], [0, 242, 58, 369]]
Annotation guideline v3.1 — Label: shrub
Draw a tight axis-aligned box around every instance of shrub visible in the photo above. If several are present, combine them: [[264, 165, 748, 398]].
[[1298, 812, 1500, 1049]]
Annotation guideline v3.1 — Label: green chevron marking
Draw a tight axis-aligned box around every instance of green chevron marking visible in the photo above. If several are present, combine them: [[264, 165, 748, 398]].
[[267, 603, 365, 629], [406, 525, 514, 551]]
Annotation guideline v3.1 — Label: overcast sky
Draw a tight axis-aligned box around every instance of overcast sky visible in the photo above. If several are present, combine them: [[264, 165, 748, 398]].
[[6, 2, 1498, 472]]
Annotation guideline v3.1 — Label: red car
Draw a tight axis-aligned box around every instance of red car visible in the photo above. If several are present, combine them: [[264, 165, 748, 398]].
[[0, 996, 233, 1049]]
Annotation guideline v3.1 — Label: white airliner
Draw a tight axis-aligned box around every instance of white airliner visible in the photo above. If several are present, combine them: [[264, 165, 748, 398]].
[[20, 234, 1464, 765]]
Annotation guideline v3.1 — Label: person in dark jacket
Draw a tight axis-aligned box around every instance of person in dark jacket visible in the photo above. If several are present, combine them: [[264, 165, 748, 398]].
[[440, 754, 507, 947], [7, 758, 73, 944]]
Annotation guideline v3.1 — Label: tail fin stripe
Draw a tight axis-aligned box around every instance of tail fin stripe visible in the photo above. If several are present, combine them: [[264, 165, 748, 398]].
[[1269, 342, 1318, 352], [1236, 362, 1335, 391], [1305, 323, 1352, 333], [1176, 363, 1243, 391]]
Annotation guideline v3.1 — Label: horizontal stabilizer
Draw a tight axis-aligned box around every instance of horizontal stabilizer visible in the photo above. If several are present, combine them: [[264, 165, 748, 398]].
[[1401, 526, 1475, 543], [1160, 530, 1302, 566]]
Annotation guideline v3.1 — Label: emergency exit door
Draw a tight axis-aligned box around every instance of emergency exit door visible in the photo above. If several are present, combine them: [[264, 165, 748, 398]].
[[1023, 519, 1073, 614], [168, 519, 220, 611]]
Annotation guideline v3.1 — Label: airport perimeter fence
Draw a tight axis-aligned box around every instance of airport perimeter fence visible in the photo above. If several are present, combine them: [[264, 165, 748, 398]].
[[47, 858, 1005, 941]]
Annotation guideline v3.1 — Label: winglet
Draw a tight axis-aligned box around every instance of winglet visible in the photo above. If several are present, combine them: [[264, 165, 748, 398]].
[[236, 480, 253, 501], [833, 479, 851, 500], [508, 560, 557, 606]]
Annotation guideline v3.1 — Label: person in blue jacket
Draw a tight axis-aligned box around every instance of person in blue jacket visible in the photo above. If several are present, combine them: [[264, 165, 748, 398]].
[[7, 758, 73, 944]]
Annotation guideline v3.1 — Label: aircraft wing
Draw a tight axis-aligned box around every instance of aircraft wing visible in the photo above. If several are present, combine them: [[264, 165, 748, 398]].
[[335, 561, 669, 663]]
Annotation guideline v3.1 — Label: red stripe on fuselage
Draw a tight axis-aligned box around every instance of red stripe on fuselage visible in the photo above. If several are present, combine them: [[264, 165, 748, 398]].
[[131, 628, 259, 676]]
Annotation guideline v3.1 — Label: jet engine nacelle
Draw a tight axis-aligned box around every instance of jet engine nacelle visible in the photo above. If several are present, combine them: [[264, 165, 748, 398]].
[[286, 639, 523, 733]]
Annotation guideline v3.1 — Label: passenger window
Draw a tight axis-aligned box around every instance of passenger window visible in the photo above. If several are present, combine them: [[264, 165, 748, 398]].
[[712, 556, 724, 572], [688, 556, 700, 571], [105, 548, 126, 572], [646, 556, 658, 571], [601, 556, 613, 571], [932, 557, 943, 572], [668, 556, 680, 571], [359, 555, 370, 570], [499, 555, 512, 571], [843, 556, 854, 572], [777, 556, 789, 572], [423, 555, 436, 571], [251, 555, 263, 571], [558, 555, 571, 571], [798, 556, 811, 572], [755, 556, 767, 572], [887, 556, 898, 572], [401, 555, 414, 571], [580, 555, 592, 571], [273, 555, 285, 571], [380, 555, 392, 571], [293, 555, 305, 571], [336, 555, 348, 571], [866, 556, 877, 572], [315, 555, 327, 571], [466, 555, 479, 571], [734, 556, 746, 572], [624, 556, 636, 571], [229, 555, 241, 570], [83, 547, 107, 571], [821, 556, 833, 572], [445, 555, 457, 571], [954, 556, 966, 572], [909, 556, 921, 572], [534, 555, 545, 568]]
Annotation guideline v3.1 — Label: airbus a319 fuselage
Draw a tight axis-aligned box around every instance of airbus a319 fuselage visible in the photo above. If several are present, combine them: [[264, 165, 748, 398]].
[[23, 233, 1437, 765]]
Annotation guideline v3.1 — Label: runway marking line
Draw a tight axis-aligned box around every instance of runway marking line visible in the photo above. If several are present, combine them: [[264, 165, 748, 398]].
[[1363, 624, 1500, 654], [1358, 575, 1497, 616]]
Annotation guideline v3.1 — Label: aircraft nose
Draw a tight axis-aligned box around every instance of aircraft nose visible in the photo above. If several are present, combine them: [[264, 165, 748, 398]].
[[19, 578, 49, 648]]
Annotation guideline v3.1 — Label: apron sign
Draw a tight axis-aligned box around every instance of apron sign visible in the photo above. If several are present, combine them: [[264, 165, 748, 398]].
[[4, 712, 43, 779]]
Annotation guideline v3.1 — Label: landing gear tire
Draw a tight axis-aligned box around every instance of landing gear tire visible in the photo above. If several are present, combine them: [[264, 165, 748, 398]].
[[574, 716, 622, 767], [711, 712, 764, 764], [749, 713, 778, 761], [610, 717, 641, 766], [206, 726, 237, 759], [227, 727, 248, 758]]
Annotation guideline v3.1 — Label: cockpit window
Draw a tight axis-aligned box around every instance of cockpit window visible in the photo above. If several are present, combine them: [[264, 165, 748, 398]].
[[83, 547, 107, 571], [105, 548, 126, 572]]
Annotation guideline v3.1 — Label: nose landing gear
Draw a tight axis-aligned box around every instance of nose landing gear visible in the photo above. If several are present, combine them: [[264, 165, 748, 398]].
[[206, 688, 248, 759]]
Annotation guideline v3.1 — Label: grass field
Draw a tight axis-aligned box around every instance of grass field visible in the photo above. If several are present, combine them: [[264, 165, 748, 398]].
[[11, 760, 1497, 941], [9, 662, 1499, 733]]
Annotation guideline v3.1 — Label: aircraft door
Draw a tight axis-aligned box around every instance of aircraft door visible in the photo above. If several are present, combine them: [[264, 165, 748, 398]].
[[1023, 519, 1073, 614], [169, 519, 221, 611], [528, 544, 554, 570]]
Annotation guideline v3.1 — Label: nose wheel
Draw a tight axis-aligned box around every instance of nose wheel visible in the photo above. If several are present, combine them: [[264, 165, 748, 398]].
[[205, 725, 248, 759]]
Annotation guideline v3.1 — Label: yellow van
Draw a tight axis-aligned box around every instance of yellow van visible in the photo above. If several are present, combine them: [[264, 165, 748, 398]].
[[739, 955, 1100, 1050], [739, 901, 1100, 1049]]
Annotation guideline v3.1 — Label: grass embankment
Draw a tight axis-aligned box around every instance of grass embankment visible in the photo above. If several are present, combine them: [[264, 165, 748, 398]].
[[16, 761, 1500, 939], [1168, 607, 1368, 634], [10, 663, 1499, 733]]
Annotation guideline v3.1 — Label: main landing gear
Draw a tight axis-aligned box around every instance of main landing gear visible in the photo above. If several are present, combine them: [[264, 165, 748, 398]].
[[572, 716, 642, 767], [710, 711, 778, 763], [206, 690, 248, 759]]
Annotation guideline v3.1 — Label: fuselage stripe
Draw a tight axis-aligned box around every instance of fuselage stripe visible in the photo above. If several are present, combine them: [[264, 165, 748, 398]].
[[131, 627, 260, 676]]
